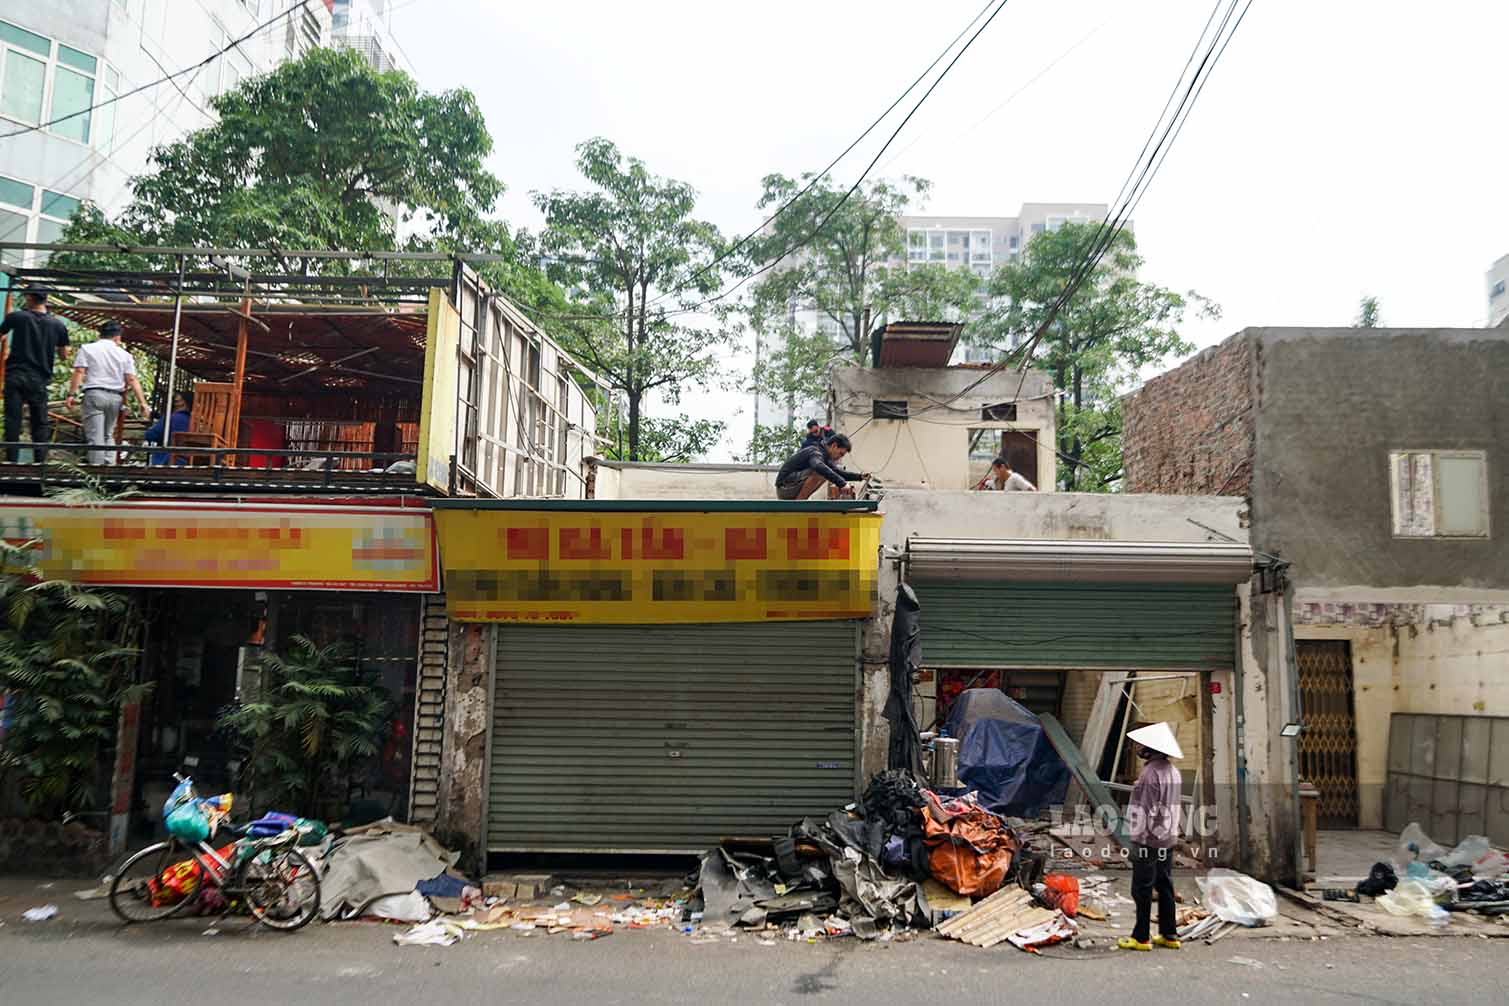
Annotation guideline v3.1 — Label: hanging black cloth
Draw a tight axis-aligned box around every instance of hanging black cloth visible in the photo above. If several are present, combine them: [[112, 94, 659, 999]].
[[883, 583, 924, 776]]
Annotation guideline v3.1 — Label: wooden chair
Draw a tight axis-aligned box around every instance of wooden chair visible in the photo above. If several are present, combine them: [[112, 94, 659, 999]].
[[169, 381, 237, 466]]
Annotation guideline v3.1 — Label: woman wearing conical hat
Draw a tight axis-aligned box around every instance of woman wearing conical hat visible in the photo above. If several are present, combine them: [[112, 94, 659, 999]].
[[1118, 722, 1184, 952]]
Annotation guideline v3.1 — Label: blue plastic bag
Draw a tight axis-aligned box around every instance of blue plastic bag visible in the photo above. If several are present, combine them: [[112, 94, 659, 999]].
[[166, 800, 210, 842], [163, 777, 196, 820]]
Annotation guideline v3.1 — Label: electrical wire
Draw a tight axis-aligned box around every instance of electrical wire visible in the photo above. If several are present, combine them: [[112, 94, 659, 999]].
[[912, 0, 1254, 417], [645, 0, 1001, 310], [0, 1, 309, 141], [677, 0, 1016, 319]]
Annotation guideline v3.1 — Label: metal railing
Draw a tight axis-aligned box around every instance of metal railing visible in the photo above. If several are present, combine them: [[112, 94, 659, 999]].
[[0, 442, 421, 490]]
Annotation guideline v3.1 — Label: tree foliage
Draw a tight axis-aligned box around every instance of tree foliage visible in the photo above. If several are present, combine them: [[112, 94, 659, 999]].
[[0, 540, 145, 818], [739, 423, 805, 466], [745, 174, 979, 419], [599, 413, 728, 464], [218, 635, 392, 818], [534, 139, 731, 462], [972, 223, 1215, 491], [1355, 295, 1383, 328]]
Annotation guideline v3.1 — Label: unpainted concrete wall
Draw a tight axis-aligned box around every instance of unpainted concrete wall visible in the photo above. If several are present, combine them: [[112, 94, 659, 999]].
[[833, 367, 1057, 491], [434, 622, 491, 868], [1249, 327, 1509, 594]]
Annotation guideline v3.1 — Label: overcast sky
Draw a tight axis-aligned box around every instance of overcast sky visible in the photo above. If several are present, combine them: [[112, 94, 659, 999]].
[[392, 0, 1509, 460]]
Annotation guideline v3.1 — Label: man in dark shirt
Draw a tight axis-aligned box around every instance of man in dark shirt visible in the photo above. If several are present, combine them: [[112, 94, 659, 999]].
[[799, 418, 828, 450], [2, 286, 71, 462], [775, 433, 868, 500]]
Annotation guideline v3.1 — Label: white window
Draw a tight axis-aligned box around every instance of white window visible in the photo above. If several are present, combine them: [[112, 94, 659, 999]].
[[0, 174, 81, 263], [907, 230, 927, 263], [970, 229, 992, 264], [1390, 450, 1490, 538], [0, 21, 102, 146], [928, 232, 945, 262]]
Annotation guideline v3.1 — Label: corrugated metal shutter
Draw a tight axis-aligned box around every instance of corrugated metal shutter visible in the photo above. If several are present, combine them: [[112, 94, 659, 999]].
[[488, 621, 857, 853], [408, 594, 448, 826], [910, 580, 1235, 670]]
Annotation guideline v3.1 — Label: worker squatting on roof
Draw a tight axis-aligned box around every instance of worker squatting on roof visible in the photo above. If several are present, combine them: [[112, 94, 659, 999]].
[[774, 431, 869, 500]]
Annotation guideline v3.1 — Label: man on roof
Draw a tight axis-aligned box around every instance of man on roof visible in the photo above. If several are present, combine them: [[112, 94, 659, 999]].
[[1118, 721, 1185, 952], [774, 432, 868, 500]]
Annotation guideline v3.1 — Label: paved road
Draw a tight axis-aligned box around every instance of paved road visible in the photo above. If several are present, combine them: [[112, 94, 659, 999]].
[[4, 896, 1508, 1006]]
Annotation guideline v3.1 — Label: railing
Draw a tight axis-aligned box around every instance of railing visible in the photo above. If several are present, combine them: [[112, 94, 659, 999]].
[[0, 442, 421, 490]]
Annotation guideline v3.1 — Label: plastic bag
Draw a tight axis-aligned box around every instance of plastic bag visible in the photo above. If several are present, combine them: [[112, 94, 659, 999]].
[[1041, 874, 1080, 917], [163, 778, 197, 819], [1376, 878, 1450, 925], [1394, 822, 1447, 868], [166, 801, 210, 843], [1195, 869, 1278, 927]]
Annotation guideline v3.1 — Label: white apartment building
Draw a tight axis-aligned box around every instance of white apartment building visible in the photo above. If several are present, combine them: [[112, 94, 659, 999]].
[[0, 1, 405, 271], [1488, 253, 1509, 327], [756, 202, 1114, 429]]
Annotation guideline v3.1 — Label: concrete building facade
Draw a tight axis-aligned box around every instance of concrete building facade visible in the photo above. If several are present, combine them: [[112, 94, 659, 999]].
[[1124, 326, 1509, 852], [0, 1, 336, 266]]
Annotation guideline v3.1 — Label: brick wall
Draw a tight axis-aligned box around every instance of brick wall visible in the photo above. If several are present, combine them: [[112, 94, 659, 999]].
[[1122, 333, 1255, 495]]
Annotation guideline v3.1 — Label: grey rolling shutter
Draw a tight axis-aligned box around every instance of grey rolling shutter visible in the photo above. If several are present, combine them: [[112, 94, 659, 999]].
[[910, 580, 1235, 670], [488, 621, 857, 852]]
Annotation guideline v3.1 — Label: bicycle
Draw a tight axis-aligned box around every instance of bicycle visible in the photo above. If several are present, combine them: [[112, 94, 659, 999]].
[[108, 775, 322, 932]]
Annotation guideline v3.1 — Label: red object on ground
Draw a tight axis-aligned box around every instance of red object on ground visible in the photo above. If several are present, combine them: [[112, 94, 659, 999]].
[[1042, 873, 1080, 917]]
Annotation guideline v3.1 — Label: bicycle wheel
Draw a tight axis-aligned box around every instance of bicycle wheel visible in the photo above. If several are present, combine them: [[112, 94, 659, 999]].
[[108, 840, 202, 923], [236, 847, 321, 932]]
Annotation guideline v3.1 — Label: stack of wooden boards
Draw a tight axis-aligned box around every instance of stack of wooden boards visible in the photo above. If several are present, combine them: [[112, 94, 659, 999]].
[[934, 886, 1057, 949]]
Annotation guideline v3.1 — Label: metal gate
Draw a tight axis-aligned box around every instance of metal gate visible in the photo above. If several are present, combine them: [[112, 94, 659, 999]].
[[1385, 713, 1509, 846], [1297, 640, 1360, 828], [487, 621, 857, 853]]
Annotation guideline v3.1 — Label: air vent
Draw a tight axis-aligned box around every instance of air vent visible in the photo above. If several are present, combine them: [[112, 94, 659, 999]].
[[981, 402, 1017, 421], [872, 399, 909, 420]]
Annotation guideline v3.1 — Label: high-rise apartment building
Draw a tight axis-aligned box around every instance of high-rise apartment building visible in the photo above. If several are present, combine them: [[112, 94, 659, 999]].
[[1488, 253, 1509, 328], [0, 1, 344, 266]]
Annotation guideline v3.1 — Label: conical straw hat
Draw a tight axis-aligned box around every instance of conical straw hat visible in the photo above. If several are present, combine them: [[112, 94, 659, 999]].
[[1127, 721, 1184, 760]]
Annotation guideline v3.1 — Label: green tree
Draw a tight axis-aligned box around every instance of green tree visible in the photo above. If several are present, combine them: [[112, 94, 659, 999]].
[[0, 540, 145, 818], [1355, 295, 1383, 328], [533, 138, 730, 461], [973, 222, 1215, 491], [600, 413, 728, 464], [745, 174, 979, 418], [740, 423, 805, 466], [218, 635, 392, 818], [53, 49, 560, 316]]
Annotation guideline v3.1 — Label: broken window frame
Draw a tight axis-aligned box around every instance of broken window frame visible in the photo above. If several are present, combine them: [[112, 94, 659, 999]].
[[1389, 449, 1490, 539]]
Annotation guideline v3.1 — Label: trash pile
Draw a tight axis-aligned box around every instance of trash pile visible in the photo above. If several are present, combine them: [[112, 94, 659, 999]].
[[682, 769, 1077, 952], [1346, 822, 1509, 925]]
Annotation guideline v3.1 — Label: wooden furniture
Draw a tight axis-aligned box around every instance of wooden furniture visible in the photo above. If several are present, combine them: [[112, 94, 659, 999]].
[[169, 381, 237, 466], [397, 422, 420, 456], [1298, 780, 1321, 879], [284, 420, 377, 471]]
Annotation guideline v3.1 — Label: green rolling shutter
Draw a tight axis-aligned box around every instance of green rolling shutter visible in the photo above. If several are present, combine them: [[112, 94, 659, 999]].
[[910, 580, 1235, 670], [487, 621, 857, 853]]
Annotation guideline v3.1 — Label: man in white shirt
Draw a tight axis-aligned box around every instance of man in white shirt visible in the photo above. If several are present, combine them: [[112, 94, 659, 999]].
[[66, 321, 149, 465], [986, 455, 1037, 492]]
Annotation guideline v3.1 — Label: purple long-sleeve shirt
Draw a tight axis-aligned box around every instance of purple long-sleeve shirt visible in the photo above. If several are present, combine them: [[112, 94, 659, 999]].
[[1129, 756, 1182, 848]]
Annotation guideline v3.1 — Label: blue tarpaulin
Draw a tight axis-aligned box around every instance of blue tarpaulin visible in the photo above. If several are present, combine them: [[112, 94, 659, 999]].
[[944, 689, 1070, 818]]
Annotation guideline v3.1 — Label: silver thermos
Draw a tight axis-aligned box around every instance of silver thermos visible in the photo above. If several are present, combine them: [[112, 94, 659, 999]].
[[931, 737, 960, 789]]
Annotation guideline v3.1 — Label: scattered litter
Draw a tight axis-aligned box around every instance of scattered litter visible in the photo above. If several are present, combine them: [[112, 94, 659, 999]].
[[202, 927, 220, 936], [22, 905, 58, 922], [1227, 956, 1265, 969], [1197, 870, 1278, 927], [572, 892, 603, 906], [394, 920, 464, 947], [553, 902, 572, 911], [73, 884, 109, 901]]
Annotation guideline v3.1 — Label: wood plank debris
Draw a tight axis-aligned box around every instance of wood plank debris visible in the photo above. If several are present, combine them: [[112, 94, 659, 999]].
[[935, 886, 1057, 949]]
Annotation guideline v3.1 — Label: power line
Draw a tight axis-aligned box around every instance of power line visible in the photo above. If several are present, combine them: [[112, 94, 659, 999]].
[[915, 0, 1254, 418], [0, 1, 308, 141], [646, 0, 1000, 309], [668, 0, 1016, 320]]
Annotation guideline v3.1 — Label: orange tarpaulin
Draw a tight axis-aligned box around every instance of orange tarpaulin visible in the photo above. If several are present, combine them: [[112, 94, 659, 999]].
[[922, 793, 1019, 896]]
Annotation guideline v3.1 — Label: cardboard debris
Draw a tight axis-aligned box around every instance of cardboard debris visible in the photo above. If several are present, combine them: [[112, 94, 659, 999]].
[[935, 887, 1062, 950]]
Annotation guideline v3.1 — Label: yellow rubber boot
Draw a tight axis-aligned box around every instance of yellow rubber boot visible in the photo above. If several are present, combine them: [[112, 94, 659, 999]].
[[1117, 936, 1152, 951], [1152, 936, 1182, 949]]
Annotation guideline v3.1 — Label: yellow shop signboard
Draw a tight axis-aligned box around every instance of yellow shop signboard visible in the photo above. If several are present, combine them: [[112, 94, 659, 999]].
[[1, 501, 438, 592], [433, 508, 880, 623]]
